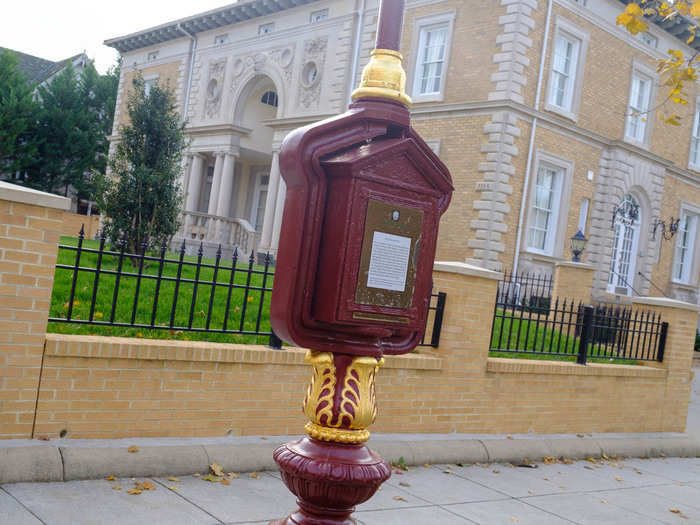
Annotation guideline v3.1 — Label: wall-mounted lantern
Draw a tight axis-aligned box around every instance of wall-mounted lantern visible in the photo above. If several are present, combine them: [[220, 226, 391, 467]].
[[652, 217, 681, 241], [570, 230, 588, 262]]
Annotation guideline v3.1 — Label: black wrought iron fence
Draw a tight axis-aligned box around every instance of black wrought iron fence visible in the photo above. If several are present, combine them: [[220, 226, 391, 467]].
[[490, 279, 667, 364], [497, 270, 553, 313], [50, 227, 446, 349]]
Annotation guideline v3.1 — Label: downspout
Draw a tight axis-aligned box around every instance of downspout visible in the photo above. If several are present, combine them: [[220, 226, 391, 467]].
[[177, 23, 197, 122], [512, 0, 553, 275], [348, 0, 367, 106]]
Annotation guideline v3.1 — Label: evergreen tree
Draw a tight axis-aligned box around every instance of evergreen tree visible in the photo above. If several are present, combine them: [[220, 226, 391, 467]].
[[0, 50, 38, 175], [99, 76, 186, 253]]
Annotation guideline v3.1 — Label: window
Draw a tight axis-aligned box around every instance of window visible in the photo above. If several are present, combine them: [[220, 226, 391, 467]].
[[527, 165, 563, 254], [413, 23, 449, 97], [251, 173, 270, 232], [310, 9, 328, 23], [608, 194, 641, 295], [674, 212, 698, 283], [549, 34, 580, 112], [147, 51, 159, 62], [625, 71, 652, 143], [143, 77, 158, 97], [261, 90, 278, 107], [690, 105, 700, 168], [214, 34, 229, 45], [640, 32, 658, 48], [258, 23, 275, 35]]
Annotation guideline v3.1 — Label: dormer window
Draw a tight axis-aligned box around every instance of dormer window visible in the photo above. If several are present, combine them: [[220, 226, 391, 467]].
[[310, 9, 328, 23], [640, 32, 658, 48], [259, 23, 275, 35], [147, 51, 159, 62], [214, 34, 229, 45]]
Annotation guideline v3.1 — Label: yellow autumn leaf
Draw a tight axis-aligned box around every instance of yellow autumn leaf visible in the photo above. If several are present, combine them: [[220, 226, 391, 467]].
[[250, 472, 260, 479], [106, 475, 115, 481], [168, 476, 180, 482], [112, 485, 122, 490], [127, 446, 139, 453], [167, 485, 178, 491], [209, 462, 224, 477], [692, 1, 700, 17], [127, 489, 142, 495]]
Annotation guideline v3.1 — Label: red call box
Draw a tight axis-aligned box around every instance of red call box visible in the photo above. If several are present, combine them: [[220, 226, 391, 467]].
[[271, 100, 453, 358]]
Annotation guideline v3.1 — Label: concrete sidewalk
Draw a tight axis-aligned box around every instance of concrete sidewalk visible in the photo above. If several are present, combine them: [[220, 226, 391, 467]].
[[2, 456, 700, 524]]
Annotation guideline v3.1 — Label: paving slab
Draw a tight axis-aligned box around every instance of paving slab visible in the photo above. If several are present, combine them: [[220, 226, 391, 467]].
[[152, 472, 296, 523], [382, 465, 507, 505], [356, 481, 431, 511], [524, 492, 666, 524], [621, 457, 700, 483], [0, 488, 43, 525], [596, 487, 700, 524], [2, 478, 220, 525], [447, 463, 566, 498], [638, 482, 700, 511], [446, 498, 576, 525], [355, 505, 474, 524], [560, 459, 672, 489]]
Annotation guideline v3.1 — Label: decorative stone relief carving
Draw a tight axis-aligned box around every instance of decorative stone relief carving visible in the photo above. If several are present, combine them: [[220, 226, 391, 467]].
[[297, 37, 327, 109], [204, 58, 227, 119], [229, 45, 295, 94]]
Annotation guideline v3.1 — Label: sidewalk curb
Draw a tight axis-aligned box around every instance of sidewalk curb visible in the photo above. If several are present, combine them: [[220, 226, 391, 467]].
[[1, 434, 698, 484]]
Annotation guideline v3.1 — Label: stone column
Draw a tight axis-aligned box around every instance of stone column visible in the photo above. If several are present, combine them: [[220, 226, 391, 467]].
[[215, 152, 237, 243], [0, 182, 69, 438], [259, 151, 281, 253], [207, 152, 225, 216], [270, 177, 287, 255], [185, 154, 204, 212]]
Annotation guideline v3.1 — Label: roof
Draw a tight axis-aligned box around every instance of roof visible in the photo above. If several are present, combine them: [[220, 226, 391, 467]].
[[0, 47, 88, 84], [104, 0, 320, 53], [618, 0, 700, 52]]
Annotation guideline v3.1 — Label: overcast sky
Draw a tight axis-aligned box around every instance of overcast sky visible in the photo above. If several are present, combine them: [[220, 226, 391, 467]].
[[2, 0, 232, 74]]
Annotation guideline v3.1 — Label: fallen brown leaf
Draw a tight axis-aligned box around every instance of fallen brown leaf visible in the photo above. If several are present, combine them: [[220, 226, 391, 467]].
[[227, 472, 239, 479], [37, 436, 50, 441], [528, 490, 535, 495], [443, 469, 452, 474], [261, 436, 268, 440], [393, 496, 407, 502], [112, 485, 122, 490], [422, 463, 431, 468], [221, 477, 230, 486], [134, 481, 155, 491], [543, 456, 555, 464], [399, 481, 411, 487], [507, 436, 514, 440], [167, 486, 178, 491], [168, 476, 180, 482], [615, 476, 623, 482], [510, 517, 519, 523], [127, 489, 142, 495], [106, 475, 115, 481], [250, 472, 260, 479], [127, 446, 139, 453], [561, 458, 574, 465], [585, 457, 598, 464], [669, 508, 689, 518], [209, 462, 224, 477], [201, 474, 221, 482], [193, 473, 201, 477], [493, 469, 501, 474]]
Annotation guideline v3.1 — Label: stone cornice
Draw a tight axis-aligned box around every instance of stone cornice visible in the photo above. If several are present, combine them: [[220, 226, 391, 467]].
[[411, 99, 700, 185], [185, 123, 252, 136]]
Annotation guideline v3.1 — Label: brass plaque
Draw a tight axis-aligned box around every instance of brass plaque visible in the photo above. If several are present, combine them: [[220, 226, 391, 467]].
[[355, 199, 423, 309]]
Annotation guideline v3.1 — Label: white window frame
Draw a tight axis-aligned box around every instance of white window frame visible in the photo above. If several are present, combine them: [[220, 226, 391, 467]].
[[258, 22, 275, 35], [143, 73, 159, 97], [607, 194, 642, 295], [640, 32, 658, 49], [524, 151, 574, 257], [544, 17, 589, 122], [624, 62, 657, 147], [578, 198, 590, 234], [310, 9, 328, 23], [672, 204, 700, 285], [689, 97, 700, 171], [407, 11, 455, 103]]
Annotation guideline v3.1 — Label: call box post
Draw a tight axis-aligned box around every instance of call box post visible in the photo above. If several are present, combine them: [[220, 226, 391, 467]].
[[270, 1, 453, 523]]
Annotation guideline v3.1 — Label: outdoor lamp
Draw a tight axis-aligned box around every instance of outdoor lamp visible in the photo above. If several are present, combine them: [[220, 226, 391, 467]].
[[570, 230, 587, 262]]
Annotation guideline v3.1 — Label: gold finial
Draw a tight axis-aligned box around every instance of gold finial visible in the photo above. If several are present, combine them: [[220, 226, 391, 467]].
[[351, 49, 412, 107]]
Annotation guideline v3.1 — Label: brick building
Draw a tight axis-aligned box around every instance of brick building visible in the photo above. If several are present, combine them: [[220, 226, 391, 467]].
[[105, 0, 700, 303]]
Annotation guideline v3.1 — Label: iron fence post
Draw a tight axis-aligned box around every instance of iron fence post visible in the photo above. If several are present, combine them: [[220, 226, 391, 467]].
[[657, 322, 669, 362], [577, 305, 594, 365], [430, 292, 447, 348]]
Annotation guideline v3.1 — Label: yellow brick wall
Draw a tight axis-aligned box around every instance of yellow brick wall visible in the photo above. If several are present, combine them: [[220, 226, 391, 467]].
[[0, 199, 64, 438], [116, 61, 183, 129], [60, 212, 100, 239], [30, 266, 697, 439]]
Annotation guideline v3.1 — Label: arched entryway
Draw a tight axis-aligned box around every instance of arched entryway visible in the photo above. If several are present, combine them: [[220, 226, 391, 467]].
[[607, 193, 641, 295]]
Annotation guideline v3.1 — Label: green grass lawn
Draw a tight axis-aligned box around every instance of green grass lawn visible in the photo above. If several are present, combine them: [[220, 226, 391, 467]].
[[48, 236, 275, 345], [489, 309, 642, 365]]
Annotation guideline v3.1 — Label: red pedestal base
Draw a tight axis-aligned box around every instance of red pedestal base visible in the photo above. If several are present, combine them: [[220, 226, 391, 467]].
[[270, 437, 391, 525]]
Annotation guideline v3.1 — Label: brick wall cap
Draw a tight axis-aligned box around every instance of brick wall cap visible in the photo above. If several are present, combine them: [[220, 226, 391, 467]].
[[0, 181, 70, 211], [555, 261, 595, 271], [631, 296, 700, 312], [434, 261, 502, 280]]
